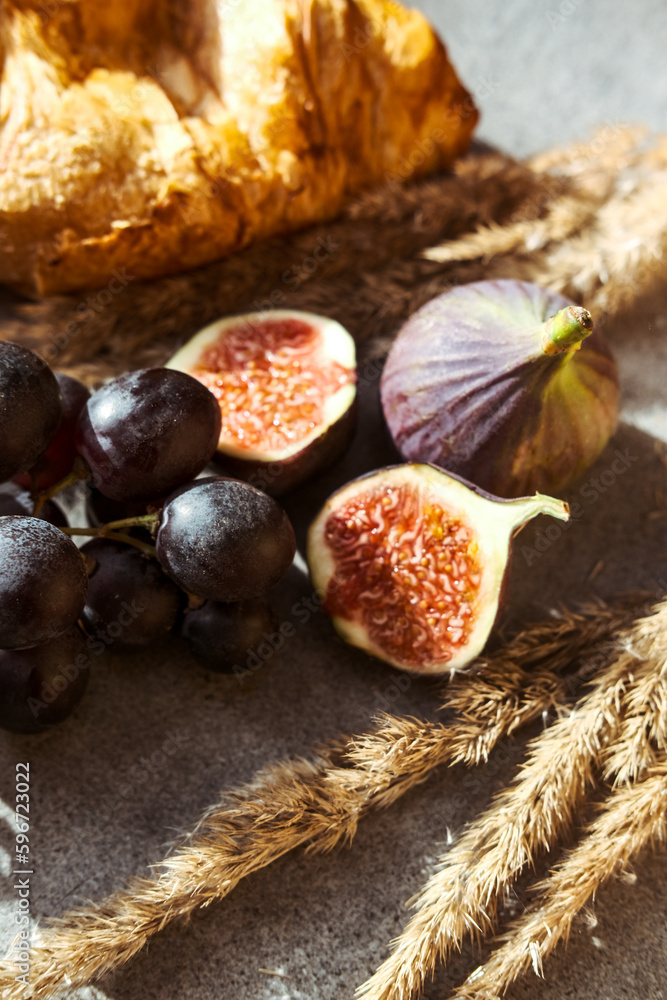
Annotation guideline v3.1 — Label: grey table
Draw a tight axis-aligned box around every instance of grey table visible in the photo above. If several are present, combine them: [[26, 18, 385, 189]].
[[1, 2, 667, 999]]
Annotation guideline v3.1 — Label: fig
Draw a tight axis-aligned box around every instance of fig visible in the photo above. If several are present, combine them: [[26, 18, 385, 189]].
[[380, 280, 619, 498], [166, 309, 357, 496], [307, 464, 569, 674]]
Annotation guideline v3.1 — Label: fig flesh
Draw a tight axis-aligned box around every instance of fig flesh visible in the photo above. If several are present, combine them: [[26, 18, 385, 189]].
[[166, 310, 357, 495], [307, 464, 569, 674], [380, 280, 619, 498]]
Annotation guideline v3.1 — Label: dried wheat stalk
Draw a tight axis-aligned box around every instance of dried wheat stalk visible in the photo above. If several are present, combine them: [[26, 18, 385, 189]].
[[357, 599, 667, 1000], [455, 759, 667, 1000], [424, 128, 667, 322], [603, 622, 667, 785], [0, 599, 640, 999]]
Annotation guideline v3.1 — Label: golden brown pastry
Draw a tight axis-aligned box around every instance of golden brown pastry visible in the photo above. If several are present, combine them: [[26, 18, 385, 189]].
[[0, 0, 477, 295]]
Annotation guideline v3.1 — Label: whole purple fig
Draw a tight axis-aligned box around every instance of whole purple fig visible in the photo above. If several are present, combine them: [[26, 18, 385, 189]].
[[380, 280, 619, 498]]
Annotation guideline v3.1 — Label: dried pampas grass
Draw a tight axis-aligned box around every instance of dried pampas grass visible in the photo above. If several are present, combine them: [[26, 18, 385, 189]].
[[454, 760, 667, 1000], [0, 597, 652, 999], [358, 599, 667, 1000]]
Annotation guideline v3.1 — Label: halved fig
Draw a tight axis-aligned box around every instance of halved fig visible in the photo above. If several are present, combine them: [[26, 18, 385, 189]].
[[166, 310, 357, 496], [307, 464, 569, 674]]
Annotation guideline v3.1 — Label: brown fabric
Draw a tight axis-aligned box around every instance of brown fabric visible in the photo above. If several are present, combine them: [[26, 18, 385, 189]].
[[1, 127, 666, 384]]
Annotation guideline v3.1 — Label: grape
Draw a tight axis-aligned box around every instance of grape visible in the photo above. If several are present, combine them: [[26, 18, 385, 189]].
[[85, 487, 151, 529], [0, 516, 88, 649], [0, 487, 68, 527], [181, 599, 277, 673], [75, 368, 222, 502], [0, 341, 61, 483], [80, 539, 184, 650], [156, 478, 296, 601], [0, 628, 90, 733], [14, 372, 90, 491]]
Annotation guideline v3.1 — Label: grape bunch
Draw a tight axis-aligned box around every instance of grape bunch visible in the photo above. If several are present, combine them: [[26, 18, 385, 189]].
[[0, 341, 296, 733]]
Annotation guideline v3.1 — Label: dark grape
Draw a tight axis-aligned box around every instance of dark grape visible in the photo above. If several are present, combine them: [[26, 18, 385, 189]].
[[80, 539, 184, 650], [74, 368, 222, 502], [181, 599, 277, 672], [14, 372, 90, 491], [85, 487, 151, 529], [0, 628, 90, 733], [0, 486, 68, 527], [0, 341, 61, 483], [156, 478, 296, 601], [0, 516, 88, 649]]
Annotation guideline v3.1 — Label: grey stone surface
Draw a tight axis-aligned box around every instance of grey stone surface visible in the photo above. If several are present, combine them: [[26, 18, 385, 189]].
[[2, 2, 667, 999], [420, 0, 667, 158]]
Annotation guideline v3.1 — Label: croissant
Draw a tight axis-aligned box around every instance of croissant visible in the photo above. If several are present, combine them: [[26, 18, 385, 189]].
[[0, 0, 477, 296]]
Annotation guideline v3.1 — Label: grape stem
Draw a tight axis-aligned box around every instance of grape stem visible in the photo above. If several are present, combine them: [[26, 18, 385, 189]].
[[60, 519, 159, 558], [31, 456, 91, 517], [99, 513, 160, 534]]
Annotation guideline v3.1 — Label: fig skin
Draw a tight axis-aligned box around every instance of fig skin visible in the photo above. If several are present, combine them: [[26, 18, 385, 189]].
[[307, 463, 569, 675], [380, 280, 619, 499], [166, 309, 357, 496], [213, 399, 357, 496]]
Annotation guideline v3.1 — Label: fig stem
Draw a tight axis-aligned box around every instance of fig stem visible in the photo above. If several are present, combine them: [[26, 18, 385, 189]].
[[541, 306, 594, 356], [503, 493, 570, 535]]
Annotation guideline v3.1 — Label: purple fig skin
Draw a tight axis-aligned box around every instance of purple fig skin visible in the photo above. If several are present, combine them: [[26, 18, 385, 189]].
[[380, 280, 619, 499]]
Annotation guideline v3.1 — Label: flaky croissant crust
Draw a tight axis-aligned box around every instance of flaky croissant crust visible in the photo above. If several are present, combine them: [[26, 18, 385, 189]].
[[0, 0, 477, 295]]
